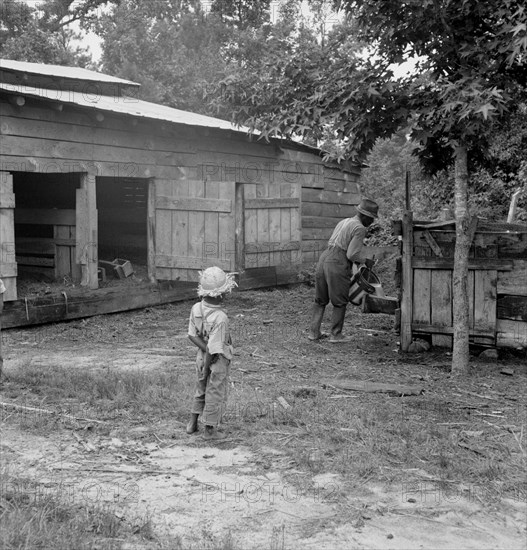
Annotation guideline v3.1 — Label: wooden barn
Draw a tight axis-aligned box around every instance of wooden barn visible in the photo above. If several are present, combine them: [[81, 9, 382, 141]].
[[0, 60, 361, 327], [397, 213, 527, 351]]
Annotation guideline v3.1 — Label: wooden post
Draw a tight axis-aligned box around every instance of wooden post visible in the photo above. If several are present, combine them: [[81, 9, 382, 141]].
[[400, 210, 414, 351], [76, 173, 98, 289], [0, 172, 17, 301], [405, 169, 411, 211], [0, 284, 4, 378], [147, 179, 156, 283], [235, 183, 245, 272]]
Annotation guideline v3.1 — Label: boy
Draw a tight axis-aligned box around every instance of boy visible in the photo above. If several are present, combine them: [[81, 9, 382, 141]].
[[187, 266, 237, 440]]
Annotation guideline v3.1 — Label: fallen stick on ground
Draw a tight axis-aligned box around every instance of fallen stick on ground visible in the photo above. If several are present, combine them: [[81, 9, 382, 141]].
[[0, 401, 105, 424], [51, 466, 176, 475], [323, 380, 424, 396]]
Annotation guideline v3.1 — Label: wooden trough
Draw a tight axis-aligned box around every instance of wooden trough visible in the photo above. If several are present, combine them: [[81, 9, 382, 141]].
[[396, 214, 527, 351]]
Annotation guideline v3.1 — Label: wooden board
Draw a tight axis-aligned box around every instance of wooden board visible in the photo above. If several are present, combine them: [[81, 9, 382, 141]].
[[243, 182, 302, 270], [430, 269, 452, 347], [496, 319, 527, 349], [473, 270, 497, 332], [0, 172, 17, 300], [154, 179, 236, 281], [1, 281, 196, 329], [497, 260, 527, 296], [412, 269, 431, 325]]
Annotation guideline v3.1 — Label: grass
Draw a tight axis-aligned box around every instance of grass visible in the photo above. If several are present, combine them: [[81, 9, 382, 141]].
[[0, 464, 241, 550], [0, 475, 139, 550], [2, 364, 191, 431], [2, 282, 526, 546], [6, 359, 523, 504]]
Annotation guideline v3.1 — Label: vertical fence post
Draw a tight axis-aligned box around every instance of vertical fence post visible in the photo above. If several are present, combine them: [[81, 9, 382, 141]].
[[400, 210, 414, 351]]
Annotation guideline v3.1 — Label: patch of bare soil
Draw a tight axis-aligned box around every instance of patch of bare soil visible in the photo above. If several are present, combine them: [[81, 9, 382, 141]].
[[1, 281, 526, 549]]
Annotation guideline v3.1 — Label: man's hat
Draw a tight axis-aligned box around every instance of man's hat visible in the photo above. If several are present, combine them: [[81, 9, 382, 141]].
[[197, 266, 237, 297], [356, 198, 379, 219]]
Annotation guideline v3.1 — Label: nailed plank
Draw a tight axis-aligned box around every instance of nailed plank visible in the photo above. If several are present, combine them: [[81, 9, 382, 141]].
[[412, 269, 431, 325], [237, 267, 277, 290], [245, 197, 300, 209], [243, 183, 258, 269], [302, 201, 356, 219], [362, 295, 399, 315], [423, 230, 443, 257], [172, 180, 189, 282], [155, 196, 232, 213], [147, 179, 156, 282], [203, 179, 220, 275], [497, 232, 527, 259], [187, 179, 206, 274], [496, 319, 527, 349], [235, 183, 245, 270], [411, 258, 513, 270], [302, 188, 360, 205], [245, 241, 300, 253], [303, 216, 341, 228], [411, 324, 495, 338], [290, 182, 302, 265], [474, 270, 497, 332], [155, 254, 232, 271], [153, 179, 174, 282], [497, 260, 527, 296], [430, 269, 452, 348], [1, 281, 196, 328], [269, 184, 282, 266], [217, 180, 236, 273], [302, 227, 334, 241]]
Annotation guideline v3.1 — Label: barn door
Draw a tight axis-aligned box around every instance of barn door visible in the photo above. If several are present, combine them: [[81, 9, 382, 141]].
[[0, 172, 17, 301], [242, 183, 302, 269], [154, 180, 236, 282]]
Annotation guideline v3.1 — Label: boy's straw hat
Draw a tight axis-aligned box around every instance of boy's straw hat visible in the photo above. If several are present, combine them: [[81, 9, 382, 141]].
[[198, 266, 237, 297]]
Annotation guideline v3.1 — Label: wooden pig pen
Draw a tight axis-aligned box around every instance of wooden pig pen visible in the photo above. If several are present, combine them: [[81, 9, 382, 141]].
[[398, 213, 527, 351], [0, 59, 362, 328]]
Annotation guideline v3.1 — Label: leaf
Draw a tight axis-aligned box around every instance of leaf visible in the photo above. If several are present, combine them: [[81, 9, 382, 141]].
[[475, 104, 497, 120]]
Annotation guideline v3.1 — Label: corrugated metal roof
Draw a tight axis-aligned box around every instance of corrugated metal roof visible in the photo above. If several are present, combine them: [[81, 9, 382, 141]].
[[0, 82, 252, 134], [0, 59, 139, 86]]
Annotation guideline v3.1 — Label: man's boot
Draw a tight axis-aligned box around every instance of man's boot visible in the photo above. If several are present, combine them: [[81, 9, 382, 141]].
[[308, 303, 327, 340], [186, 413, 199, 434], [329, 305, 352, 343]]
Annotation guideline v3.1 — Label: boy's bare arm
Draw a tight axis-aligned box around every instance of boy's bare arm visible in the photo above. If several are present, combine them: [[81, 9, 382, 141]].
[[188, 334, 207, 352]]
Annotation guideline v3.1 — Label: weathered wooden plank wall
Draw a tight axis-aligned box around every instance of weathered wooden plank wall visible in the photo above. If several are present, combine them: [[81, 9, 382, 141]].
[[402, 220, 527, 350], [0, 95, 360, 296]]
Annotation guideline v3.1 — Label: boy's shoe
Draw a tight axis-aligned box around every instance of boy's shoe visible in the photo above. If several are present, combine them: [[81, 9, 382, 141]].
[[203, 426, 227, 440], [307, 331, 329, 341], [186, 414, 199, 434]]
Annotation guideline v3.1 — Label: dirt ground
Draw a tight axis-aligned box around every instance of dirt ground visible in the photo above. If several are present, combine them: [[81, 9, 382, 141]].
[[1, 279, 526, 549]]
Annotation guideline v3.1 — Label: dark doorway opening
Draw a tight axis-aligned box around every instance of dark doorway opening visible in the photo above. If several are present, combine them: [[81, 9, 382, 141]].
[[96, 177, 149, 279], [13, 172, 81, 286]]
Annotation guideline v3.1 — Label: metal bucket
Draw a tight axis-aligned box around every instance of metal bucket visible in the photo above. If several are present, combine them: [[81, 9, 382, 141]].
[[348, 266, 382, 306]]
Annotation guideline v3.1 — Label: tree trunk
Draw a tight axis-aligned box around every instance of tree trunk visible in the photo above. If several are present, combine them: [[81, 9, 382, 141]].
[[451, 144, 471, 375]]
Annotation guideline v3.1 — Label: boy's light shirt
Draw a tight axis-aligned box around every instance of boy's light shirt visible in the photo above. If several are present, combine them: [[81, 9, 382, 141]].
[[188, 301, 233, 360], [0, 279, 5, 294]]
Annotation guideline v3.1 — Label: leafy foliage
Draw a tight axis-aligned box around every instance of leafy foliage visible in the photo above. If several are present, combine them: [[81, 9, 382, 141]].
[[0, 0, 109, 65]]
